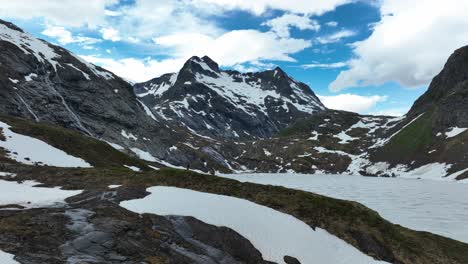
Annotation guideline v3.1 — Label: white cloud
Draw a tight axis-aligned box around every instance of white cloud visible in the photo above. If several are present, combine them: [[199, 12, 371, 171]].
[[79, 55, 185, 82], [262, 13, 320, 38], [302, 62, 347, 69], [192, 0, 353, 15], [0, 0, 117, 27], [329, 0, 468, 92], [100, 27, 121, 41], [326, 21, 339, 27], [369, 107, 409, 117], [318, 93, 388, 113], [41, 25, 101, 45], [113, 0, 223, 40], [316, 29, 356, 44], [154, 30, 312, 66]]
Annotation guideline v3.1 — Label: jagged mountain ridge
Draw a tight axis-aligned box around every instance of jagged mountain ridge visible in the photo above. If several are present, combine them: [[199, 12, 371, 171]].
[[134, 55, 326, 139], [0, 19, 467, 179]]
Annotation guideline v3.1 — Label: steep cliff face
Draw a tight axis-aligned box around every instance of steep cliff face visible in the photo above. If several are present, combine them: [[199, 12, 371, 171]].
[[368, 46, 468, 180]]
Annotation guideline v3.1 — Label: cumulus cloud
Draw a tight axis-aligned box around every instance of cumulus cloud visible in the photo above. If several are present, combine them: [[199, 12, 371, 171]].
[[326, 21, 339, 27], [100, 27, 121, 41], [316, 29, 356, 44], [262, 13, 320, 38], [0, 0, 117, 27], [41, 25, 101, 45], [153, 30, 312, 66], [329, 0, 468, 92], [192, 0, 353, 15], [318, 93, 388, 113]]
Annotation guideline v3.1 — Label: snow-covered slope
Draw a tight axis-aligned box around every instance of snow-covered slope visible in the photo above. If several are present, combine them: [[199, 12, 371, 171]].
[[135, 56, 325, 139]]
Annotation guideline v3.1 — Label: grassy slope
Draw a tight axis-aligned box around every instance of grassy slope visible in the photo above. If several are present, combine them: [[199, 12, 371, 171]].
[[0, 115, 149, 169], [382, 111, 434, 160], [11, 165, 468, 264]]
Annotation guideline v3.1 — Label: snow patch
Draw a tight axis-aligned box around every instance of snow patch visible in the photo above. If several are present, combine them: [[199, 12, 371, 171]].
[[0, 121, 92, 168], [121, 186, 386, 264], [24, 73, 38, 81], [124, 165, 141, 172], [121, 130, 137, 141], [445, 127, 468, 138], [0, 179, 81, 209], [0, 250, 19, 264]]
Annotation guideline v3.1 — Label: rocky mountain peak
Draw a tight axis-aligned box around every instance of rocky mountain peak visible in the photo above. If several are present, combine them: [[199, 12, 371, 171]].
[[0, 19, 24, 33], [408, 45, 468, 117], [179, 55, 220, 78]]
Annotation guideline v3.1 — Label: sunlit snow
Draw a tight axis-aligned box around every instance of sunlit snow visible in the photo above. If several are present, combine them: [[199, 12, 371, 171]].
[[121, 186, 387, 264]]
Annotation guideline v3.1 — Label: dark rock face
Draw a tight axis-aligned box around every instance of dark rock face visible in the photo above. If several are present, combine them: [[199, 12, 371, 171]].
[[408, 45, 468, 124], [134, 56, 326, 139], [368, 46, 468, 177], [284, 256, 301, 264]]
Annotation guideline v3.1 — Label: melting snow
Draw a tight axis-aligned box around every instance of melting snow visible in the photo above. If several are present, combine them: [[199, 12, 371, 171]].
[[124, 165, 141, 172], [333, 131, 357, 144], [24, 73, 38, 81], [0, 179, 81, 209], [445, 127, 468, 138], [8, 78, 19, 84], [120, 186, 386, 264], [120, 130, 137, 140], [0, 121, 92, 167], [0, 172, 16, 177]]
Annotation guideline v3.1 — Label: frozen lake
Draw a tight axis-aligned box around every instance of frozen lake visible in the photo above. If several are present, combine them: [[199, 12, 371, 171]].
[[220, 173, 468, 243]]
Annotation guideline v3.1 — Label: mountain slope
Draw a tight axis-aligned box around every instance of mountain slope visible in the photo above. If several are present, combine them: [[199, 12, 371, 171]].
[[368, 45, 468, 180], [0, 19, 233, 171], [135, 56, 326, 139]]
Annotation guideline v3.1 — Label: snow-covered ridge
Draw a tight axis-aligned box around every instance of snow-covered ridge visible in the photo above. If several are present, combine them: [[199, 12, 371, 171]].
[[136, 56, 325, 117], [0, 22, 61, 71], [0, 21, 114, 81]]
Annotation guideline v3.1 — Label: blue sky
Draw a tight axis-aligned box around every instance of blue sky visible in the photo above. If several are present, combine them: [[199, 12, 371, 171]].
[[1, 0, 467, 116]]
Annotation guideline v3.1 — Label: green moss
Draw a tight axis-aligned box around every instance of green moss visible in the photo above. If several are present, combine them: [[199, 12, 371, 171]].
[[278, 118, 315, 137], [380, 111, 434, 161]]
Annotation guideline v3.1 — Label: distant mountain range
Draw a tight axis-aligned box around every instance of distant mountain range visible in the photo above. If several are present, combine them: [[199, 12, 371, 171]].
[[0, 19, 467, 180]]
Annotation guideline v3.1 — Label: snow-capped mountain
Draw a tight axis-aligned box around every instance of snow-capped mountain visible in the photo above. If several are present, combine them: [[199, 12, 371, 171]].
[[0, 19, 467, 180], [135, 56, 326, 139]]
